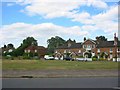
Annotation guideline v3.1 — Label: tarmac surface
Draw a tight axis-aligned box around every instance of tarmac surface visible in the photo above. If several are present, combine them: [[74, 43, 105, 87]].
[[2, 77, 119, 88]]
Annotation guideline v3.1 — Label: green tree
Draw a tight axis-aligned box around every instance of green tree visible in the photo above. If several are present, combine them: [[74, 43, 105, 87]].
[[96, 36, 107, 41], [47, 36, 66, 54], [13, 37, 38, 56]]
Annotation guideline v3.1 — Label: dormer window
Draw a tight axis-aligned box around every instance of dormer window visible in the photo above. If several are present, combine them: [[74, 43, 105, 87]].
[[68, 43, 71, 47]]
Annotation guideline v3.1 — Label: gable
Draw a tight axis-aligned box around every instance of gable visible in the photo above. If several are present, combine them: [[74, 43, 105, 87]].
[[82, 39, 96, 45]]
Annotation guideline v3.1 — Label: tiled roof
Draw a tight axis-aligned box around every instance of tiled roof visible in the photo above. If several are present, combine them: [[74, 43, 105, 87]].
[[96, 41, 114, 48], [25, 46, 46, 50], [97, 41, 120, 48], [57, 43, 82, 49], [56, 40, 120, 49]]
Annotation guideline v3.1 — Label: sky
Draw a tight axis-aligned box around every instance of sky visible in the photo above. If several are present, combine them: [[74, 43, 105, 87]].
[[1, 0, 120, 48]]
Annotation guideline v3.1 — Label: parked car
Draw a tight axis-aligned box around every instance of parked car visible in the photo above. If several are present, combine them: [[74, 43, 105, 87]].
[[63, 56, 72, 61], [44, 55, 54, 60]]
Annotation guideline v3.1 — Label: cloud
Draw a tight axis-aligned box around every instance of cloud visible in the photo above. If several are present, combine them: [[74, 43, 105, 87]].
[[17, 0, 108, 19], [16, 0, 118, 34], [1, 23, 88, 47]]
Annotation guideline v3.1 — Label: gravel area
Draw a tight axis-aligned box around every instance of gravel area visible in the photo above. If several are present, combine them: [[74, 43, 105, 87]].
[[2, 69, 118, 78]]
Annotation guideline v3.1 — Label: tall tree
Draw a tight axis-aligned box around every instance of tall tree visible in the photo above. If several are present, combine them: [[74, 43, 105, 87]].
[[13, 37, 38, 56], [96, 36, 107, 41], [47, 36, 66, 54]]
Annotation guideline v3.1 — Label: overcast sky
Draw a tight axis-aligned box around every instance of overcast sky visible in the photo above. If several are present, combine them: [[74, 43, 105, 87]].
[[1, 0, 119, 48]]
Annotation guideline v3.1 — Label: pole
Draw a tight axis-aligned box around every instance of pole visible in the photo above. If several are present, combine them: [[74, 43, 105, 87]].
[[115, 44, 117, 62]]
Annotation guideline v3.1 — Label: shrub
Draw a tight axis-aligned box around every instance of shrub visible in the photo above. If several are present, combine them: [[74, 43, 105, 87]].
[[77, 56, 84, 58], [23, 53, 30, 59], [92, 55, 98, 61], [92, 58, 97, 61], [99, 58, 107, 61]]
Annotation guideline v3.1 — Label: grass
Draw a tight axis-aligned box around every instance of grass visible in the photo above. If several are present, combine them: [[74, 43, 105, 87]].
[[2, 60, 119, 70]]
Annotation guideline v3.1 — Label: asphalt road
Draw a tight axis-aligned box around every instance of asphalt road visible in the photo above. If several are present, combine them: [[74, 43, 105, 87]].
[[2, 77, 119, 88]]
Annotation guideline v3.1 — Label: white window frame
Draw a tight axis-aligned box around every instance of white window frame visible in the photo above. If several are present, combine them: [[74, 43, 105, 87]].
[[35, 49, 37, 53], [97, 49, 100, 53], [28, 50, 30, 53]]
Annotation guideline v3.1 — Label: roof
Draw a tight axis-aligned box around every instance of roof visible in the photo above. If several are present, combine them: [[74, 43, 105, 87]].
[[57, 43, 82, 49], [25, 46, 46, 50], [56, 39, 120, 49], [97, 41, 114, 48], [82, 39, 96, 45], [97, 41, 120, 48]]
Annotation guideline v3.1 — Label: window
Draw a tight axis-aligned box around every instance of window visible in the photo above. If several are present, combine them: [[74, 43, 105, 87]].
[[68, 50, 71, 53], [110, 48, 112, 51], [92, 45, 95, 48], [28, 50, 30, 53], [87, 45, 91, 48], [3, 51, 6, 53], [24, 50, 27, 53], [55, 50, 58, 53], [110, 54, 113, 59], [64, 50, 66, 53], [8, 49, 13, 52], [35, 50, 37, 52], [68, 43, 71, 47], [97, 49, 100, 52], [78, 50, 81, 53], [83, 45, 86, 48]]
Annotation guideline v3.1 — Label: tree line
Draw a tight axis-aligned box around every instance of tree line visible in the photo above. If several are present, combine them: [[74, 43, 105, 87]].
[[2, 36, 107, 57]]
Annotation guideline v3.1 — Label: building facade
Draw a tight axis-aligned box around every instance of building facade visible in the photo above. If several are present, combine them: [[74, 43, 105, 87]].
[[54, 35, 120, 60], [24, 45, 47, 58]]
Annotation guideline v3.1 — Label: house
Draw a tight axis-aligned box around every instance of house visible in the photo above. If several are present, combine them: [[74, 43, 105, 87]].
[[2, 44, 15, 55], [24, 45, 47, 58], [54, 34, 120, 60]]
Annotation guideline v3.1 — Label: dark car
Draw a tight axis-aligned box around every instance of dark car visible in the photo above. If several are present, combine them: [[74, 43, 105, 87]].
[[63, 56, 72, 61]]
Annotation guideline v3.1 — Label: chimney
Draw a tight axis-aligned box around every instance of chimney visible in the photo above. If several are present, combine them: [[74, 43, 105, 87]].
[[84, 37, 86, 41], [114, 33, 118, 46]]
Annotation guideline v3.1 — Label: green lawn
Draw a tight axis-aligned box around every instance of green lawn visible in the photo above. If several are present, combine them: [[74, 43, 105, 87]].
[[2, 60, 119, 70]]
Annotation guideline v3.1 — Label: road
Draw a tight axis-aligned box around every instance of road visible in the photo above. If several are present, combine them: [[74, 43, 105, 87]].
[[2, 77, 119, 88]]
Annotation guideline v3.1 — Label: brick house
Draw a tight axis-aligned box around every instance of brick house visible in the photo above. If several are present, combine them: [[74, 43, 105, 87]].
[[24, 45, 47, 58], [54, 35, 120, 60]]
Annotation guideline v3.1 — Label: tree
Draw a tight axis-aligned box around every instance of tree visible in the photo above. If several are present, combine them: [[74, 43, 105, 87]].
[[47, 36, 66, 54], [96, 36, 107, 41], [7, 43, 14, 48], [13, 37, 38, 56]]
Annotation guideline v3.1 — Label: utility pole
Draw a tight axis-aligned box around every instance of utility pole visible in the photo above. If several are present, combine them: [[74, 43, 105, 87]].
[[114, 33, 117, 62]]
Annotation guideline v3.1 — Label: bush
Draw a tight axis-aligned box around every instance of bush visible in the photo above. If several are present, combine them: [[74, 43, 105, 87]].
[[92, 58, 97, 61], [99, 58, 107, 61], [23, 53, 30, 59], [92, 55, 98, 61], [77, 56, 84, 58], [23, 56, 30, 59]]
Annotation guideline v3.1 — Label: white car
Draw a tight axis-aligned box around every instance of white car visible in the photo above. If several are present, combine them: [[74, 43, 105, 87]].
[[44, 55, 54, 60]]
